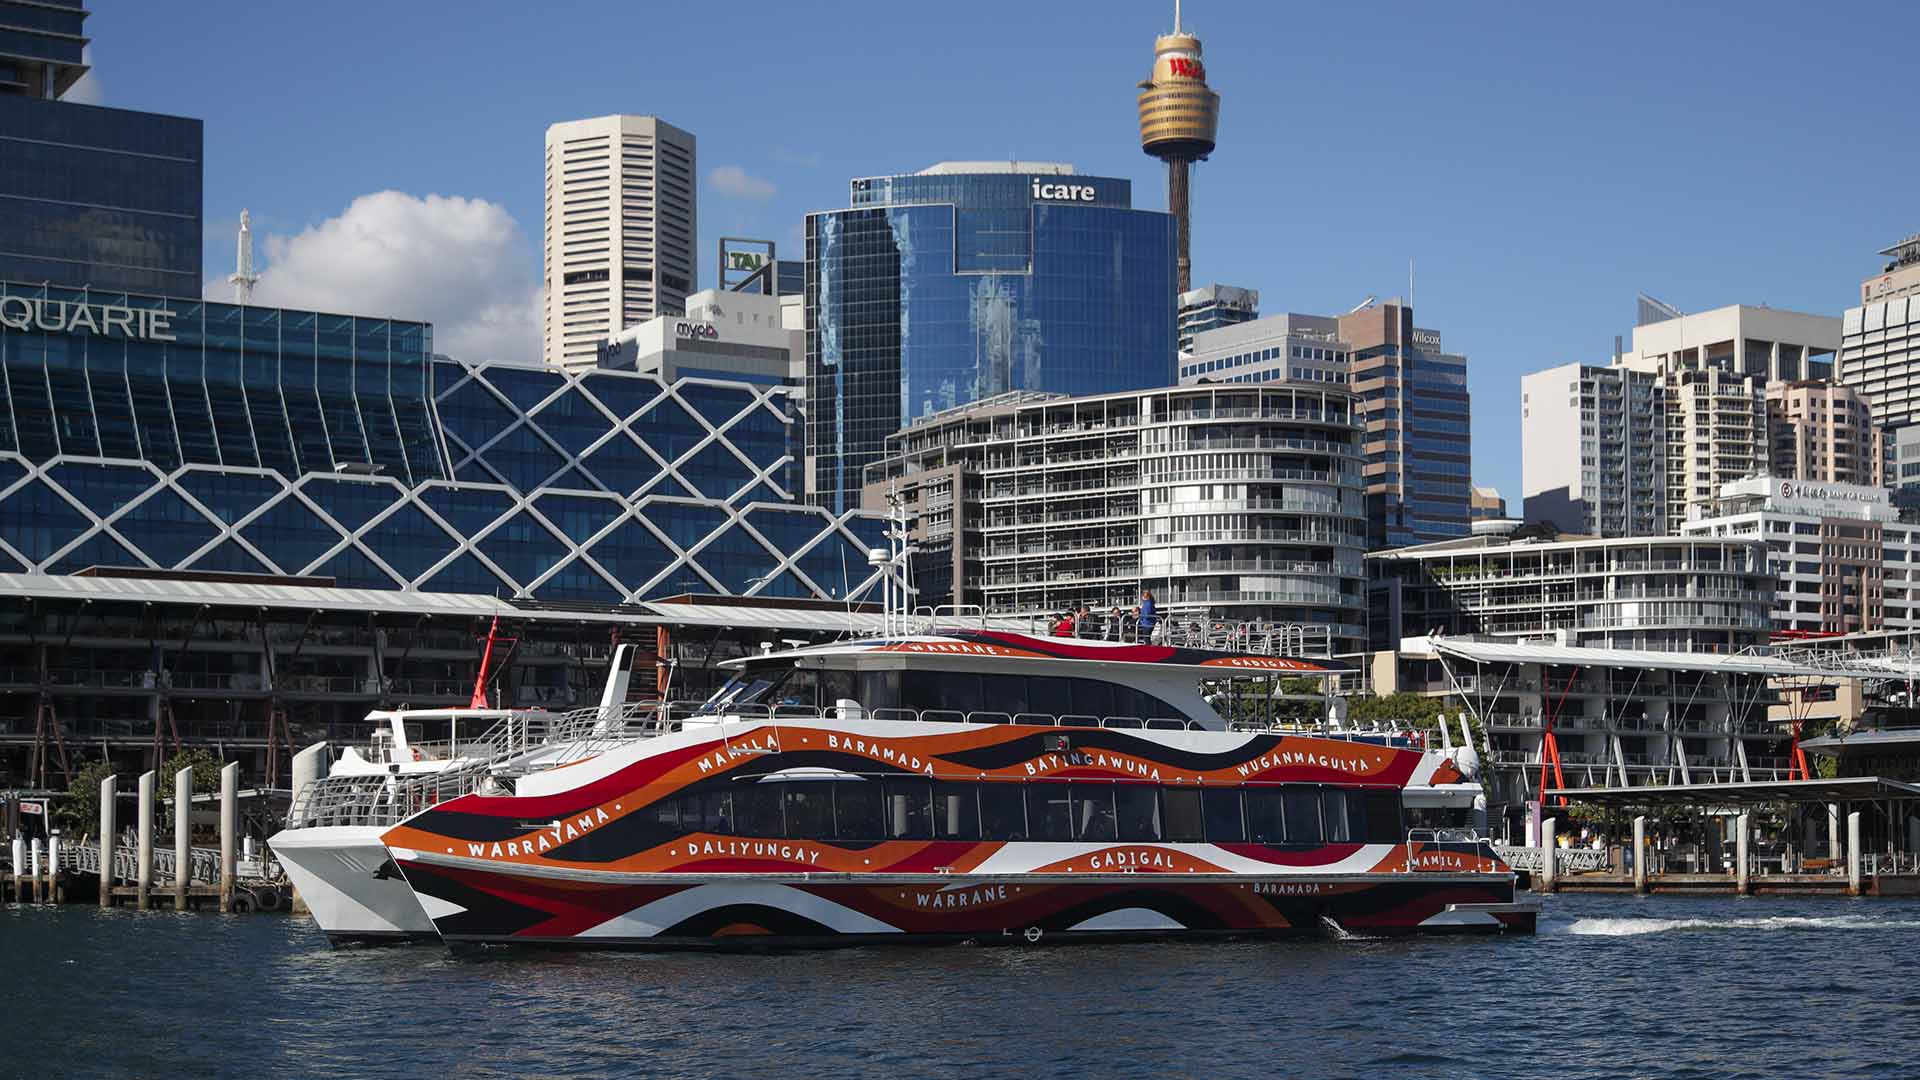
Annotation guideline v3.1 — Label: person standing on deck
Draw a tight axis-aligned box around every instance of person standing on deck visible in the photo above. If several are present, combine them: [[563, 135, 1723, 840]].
[[1137, 590, 1158, 643]]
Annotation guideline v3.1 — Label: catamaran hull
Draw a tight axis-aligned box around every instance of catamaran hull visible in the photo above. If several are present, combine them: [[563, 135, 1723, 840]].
[[270, 826, 438, 945], [389, 861, 1535, 949]]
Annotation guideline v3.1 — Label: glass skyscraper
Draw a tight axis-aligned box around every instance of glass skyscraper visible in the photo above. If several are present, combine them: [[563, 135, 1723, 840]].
[[0, 1, 204, 295], [806, 162, 1176, 512]]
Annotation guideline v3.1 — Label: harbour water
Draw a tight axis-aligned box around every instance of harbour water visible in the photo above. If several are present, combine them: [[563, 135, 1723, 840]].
[[2, 894, 1914, 1079]]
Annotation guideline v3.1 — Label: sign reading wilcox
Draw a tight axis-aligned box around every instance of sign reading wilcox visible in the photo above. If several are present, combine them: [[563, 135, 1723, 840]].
[[0, 297, 178, 342]]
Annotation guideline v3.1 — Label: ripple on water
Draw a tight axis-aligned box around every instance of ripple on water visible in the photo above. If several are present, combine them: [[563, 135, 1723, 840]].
[[1, 894, 1915, 1079]]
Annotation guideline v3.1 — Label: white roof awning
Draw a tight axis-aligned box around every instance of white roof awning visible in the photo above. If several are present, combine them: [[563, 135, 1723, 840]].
[[1401, 635, 1849, 679]]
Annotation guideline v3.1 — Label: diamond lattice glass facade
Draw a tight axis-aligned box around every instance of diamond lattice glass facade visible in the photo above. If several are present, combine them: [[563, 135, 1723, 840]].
[[806, 166, 1176, 513], [0, 281, 884, 602]]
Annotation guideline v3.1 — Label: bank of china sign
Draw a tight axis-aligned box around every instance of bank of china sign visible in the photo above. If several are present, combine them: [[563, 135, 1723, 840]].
[[1775, 479, 1887, 515], [0, 297, 179, 342]]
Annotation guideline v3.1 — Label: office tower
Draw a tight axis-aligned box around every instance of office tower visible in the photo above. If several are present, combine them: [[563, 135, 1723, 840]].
[[1521, 363, 1667, 537], [1470, 487, 1508, 523], [543, 115, 696, 368], [1337, 303, 1473, 549], [0, 0, 203, 293], [1177, 283, 1257, 352], [806, 162, 1175, 513], [1839, 234, 1920, 431]]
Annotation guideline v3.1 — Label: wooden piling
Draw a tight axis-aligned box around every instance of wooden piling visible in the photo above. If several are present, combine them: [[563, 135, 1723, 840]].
[[28, 837, 41, 903], [99, 773, 115, 909], [219, 762, 237, 914], [136, 771, 155, 911], [1829, 803, 1843, 865], [173, 766, 192, 912]]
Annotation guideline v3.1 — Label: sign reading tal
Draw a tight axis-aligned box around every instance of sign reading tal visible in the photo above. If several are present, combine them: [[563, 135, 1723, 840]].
[[1030, 180, 1097, 203], [0, 297, 177, 342]]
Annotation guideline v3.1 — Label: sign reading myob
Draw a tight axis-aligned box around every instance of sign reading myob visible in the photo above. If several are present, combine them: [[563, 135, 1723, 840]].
[[1031, 180, 1097, 203], [0, 296, 177, 341], [674, 320, 719, 341]]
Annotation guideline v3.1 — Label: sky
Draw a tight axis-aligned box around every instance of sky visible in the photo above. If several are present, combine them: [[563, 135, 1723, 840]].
[[80, 0, 1920, 505]]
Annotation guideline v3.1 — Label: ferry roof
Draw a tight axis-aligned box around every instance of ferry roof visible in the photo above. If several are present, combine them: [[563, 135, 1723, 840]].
[[726, 629, 1349, 674], [1405, 636, 1845, 679]]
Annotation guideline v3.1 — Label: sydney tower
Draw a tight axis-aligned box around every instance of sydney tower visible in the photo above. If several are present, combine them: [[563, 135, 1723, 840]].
[[1136, 3, 1220, 293]]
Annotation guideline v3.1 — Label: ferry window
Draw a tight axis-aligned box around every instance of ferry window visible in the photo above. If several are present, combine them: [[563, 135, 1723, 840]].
[[831, 782, 883, 841], [684, 790, 734, 835], [1026, 783, 1074, 841], [857, 670, 900, 711], [783, 782, 835, 838], [1115, 784, 1161, 841], [933, 781, 981, 840], [883, 778, 933, 839], [1245, 788, 1286, 843], [819, 669, 857, 709], [1161, 788, 1204, 842], [981, 675, 1028, 716], [980, 783, 1028, 840], [1073, 785, 1117, 840], [1026, 675, 1072, 718], [1072, 680, 1115, 720], [1360, 790, 1404, 844], [1321, 789, 1352, 843], [734, 784, 785, 837], [1283, 790, 1323, 844], [1202, 787, 1244, 842]]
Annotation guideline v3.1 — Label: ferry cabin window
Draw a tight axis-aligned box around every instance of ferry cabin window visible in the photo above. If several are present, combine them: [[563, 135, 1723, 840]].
[[933, 781, 981, 840], [735, 784, 785, 836], [883, 670, 1188, 724], [832, 782, 884, 841], [1282, 790, 1322, 844], [1162, 787, 1205, 842], [1202, 787, 1245, 843], [884, 778, 933, 839], [1360, 790, 1404, 844], [1114, 783, 1162, 842], [783, 782, 835, 838], [1321, 789, 1351, 843], [1073, 786, 1118, 841], [1245, 788, 1285, 843], [979, 782, 1028, 840], [1027, 783, 1074, 841]]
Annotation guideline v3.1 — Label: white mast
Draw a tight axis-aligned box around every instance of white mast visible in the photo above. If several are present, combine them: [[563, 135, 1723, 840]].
[[228, 209, 260, 304]]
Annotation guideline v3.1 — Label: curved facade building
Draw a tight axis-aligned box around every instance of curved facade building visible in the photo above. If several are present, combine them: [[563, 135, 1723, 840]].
[[867, 384, 1369, 652], [0, 280, 884, 602], [806, 162, 1176, 513]]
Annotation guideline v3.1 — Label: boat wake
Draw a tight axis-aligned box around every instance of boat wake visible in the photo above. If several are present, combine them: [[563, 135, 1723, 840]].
[[1561, 914, 1920, 936]]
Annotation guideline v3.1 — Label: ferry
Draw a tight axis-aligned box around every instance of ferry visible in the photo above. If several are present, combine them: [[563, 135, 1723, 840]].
[[271, 642, 654, 945], [379, 622, 1535, 948]]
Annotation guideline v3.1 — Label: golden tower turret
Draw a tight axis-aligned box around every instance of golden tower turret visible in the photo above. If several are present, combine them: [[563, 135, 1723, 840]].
[[1137, 3, 1220, 293]]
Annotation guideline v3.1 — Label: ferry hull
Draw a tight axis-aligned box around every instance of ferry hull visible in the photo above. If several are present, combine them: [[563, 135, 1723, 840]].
[[270, 826, 439, 945], [390, 861, 1533, 949]]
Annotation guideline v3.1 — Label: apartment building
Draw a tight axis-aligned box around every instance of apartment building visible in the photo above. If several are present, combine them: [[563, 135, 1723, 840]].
[[1366, 526, 1775, 653], [1521, 363, 1668, 537], [866, 384, 1370, 652], [543, 115, 697, 367], [1767, 379, 1884, 487], [1177, 283, 1258, 352]]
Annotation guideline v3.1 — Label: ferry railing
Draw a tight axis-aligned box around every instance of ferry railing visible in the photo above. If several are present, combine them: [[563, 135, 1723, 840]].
[[1402, 828, 1497, 872]]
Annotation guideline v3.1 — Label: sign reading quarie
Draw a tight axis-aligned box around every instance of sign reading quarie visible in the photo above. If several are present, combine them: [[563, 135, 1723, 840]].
[[0, 297, 178, 342]]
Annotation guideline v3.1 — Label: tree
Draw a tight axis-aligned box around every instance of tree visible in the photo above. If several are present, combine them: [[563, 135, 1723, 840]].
[[54, 748, 228, 836]]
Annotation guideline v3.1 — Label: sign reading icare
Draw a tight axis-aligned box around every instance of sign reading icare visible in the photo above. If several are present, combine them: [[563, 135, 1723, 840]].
[[1030, 180, 1097, 203], [0, 297, 177, 341]]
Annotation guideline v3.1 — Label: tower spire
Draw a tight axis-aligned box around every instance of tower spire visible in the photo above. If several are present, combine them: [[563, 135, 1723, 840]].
[[228, 209, 260, 305]]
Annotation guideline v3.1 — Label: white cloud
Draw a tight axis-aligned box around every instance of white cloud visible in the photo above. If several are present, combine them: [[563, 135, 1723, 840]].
[[213, 191, 541, 365], [709, 164, 777, 201], [65, 46, 103, 105]]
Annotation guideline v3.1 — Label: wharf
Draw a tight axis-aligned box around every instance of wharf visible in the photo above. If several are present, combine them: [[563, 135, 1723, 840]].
[[1538, 872, 1920, 896]]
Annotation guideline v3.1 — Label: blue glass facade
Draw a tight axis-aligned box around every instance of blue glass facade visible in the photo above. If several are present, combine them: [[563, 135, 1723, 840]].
[[0, 280, 885, 603], [807, 167, 1176, 512], [0, 96, 203, 295]]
